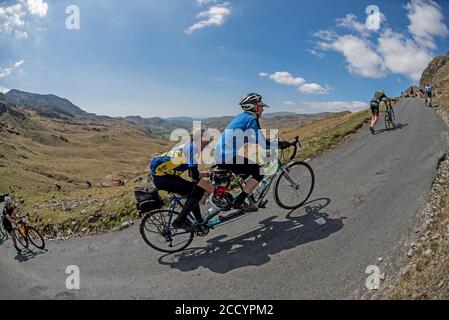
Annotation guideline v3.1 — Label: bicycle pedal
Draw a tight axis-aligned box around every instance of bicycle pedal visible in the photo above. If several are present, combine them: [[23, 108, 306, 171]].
[[258, 199, 268, 209]]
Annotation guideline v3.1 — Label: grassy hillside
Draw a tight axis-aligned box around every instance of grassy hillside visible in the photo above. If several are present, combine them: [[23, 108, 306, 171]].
[[0, 102, 169, 192], [280, 110, 371, 160]]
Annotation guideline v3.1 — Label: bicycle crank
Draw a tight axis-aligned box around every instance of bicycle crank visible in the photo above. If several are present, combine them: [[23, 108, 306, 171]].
[[195, 227, 210, 237], [258, 199, 268, 209]]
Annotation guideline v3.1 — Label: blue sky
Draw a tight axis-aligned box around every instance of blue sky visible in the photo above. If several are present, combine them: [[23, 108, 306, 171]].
[[0, 0, 448, 117]]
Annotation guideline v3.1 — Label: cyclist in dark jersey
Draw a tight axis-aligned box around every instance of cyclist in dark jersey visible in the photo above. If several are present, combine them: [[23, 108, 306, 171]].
[[425, 85, 433, 106], [369, 90, 390, 134], [2, 196, 21, 253]]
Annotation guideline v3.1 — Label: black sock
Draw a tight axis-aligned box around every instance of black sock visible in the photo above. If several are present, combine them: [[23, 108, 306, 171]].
[[234, 191, 248, 206]]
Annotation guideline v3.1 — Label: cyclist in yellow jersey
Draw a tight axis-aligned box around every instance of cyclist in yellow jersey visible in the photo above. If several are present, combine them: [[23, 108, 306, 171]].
[[150, 131, 214, 231]]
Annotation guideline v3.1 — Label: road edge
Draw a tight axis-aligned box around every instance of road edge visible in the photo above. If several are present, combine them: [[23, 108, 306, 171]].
[[374, 103, 449, 299]]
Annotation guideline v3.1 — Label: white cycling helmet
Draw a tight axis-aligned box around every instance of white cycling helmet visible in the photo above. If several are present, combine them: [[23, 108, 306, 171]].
[[239, 93, 270, 111], [4, 196, 12, 204]]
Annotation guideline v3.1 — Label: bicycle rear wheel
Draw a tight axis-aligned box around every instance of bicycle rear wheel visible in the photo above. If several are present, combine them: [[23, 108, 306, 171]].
[[13, 228, 29, 248], [0, 223, 5, 238], [389, 108, 396, 128], [384, 111, 392, 130], [28, 227, 45, 249], [140, 209, 194, 253], [274, 161, 315, 209]]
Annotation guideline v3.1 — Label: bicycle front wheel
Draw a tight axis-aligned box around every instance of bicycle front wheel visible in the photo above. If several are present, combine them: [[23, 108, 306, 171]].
[[274, 161, 315, 209], [28, 227, 45, 249], [13, 228, 29, 248], [140, 209, 194, 253]]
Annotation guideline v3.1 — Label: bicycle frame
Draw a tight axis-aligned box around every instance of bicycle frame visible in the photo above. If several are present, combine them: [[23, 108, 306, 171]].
[[385, 101, 395, 126], [203, 161, 282, 228], [205, 138, 301, 228], [17, 219, 29, 238]]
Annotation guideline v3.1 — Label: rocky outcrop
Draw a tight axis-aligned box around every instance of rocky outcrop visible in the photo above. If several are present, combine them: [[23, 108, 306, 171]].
[[420, 51, 449, 121], [0, 101, 28, 122], [421, 52, 449, 92]]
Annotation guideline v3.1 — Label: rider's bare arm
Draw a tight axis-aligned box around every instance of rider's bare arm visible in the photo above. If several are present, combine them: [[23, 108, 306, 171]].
[[190, 167, 214, 193], [5, 211, 17, 224], [197, 179, 214, 193], [199, 172, 210, 179]]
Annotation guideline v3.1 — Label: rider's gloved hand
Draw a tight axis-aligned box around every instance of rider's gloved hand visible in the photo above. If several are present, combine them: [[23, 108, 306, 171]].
[[278, 141, 290, 150]]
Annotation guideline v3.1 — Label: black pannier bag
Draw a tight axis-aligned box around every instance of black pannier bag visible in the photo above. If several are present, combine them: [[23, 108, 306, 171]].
[[211, 167, 232, 186], [134, 187, 164, 213]]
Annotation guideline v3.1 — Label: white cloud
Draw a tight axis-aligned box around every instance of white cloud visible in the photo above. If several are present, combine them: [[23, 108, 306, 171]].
[[313, 30, 338, 41], [405, 0, 448, 49], [378, 29, 433, 82], [24, 0, 48, 17], [310, 0, 447, 82], [298, 83, 331, 95], [14, 60, 24, 68], [336, 13, 386, 37], [0, 0, 48, 39], [0, 3, 26, 38], [329, 35, 386, 78], [185, 2, 231, 34], [337, 14, 367, 35], [197, 0, 217, 6], [0, 60, 25, 78], [306, 49, 325, 58], [283, 101, 296, 105], [297, 101, 369, 114], [262, 71, 305, 86], [260, 71, 330, 95]]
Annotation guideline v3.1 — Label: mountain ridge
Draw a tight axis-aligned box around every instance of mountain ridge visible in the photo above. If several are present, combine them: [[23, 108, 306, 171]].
[[5, 89, 86, 115]]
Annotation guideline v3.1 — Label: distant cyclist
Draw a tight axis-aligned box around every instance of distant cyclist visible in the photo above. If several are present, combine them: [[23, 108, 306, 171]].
[[150, 129, 214, 231], [369, 90, 390, 134], [2, 196, 21, 253], [214, 93, 289, 212], [425, 85, 433, 107]]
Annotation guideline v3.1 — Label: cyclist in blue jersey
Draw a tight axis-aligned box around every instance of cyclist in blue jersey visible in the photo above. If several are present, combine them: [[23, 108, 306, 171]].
[[150, 129, 214, 231], [214, 93, 289, 212]]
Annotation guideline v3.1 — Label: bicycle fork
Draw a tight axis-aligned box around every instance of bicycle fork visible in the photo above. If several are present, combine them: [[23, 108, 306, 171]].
[[280, 166, 299, 190]]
